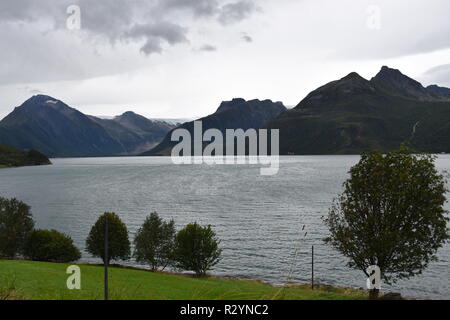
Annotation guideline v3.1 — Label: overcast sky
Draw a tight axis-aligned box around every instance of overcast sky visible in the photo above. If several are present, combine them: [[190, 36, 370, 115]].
[[1, 0, 450, 119]]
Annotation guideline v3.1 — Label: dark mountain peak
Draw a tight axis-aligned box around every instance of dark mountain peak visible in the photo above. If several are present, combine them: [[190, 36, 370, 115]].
[[1, 95, 80, 127], [265, 65, 450, 155], [337, 72, 370, 87], [296, 72, 374, 108], [15, 95, 80, 118], [248, 98, 283, 105], [342, 71, 365, 81], [378, 65, 401, 75], [372, 66, 420, 85], [216, 98, 247, 113], [426, 84, 450, 99], [113, 110, 174, 139], [27, 94, 57, 102], [143, 98, 286, 156], [121, 111, 137, 116], [369, 66, 437, 101], [21, 94, 62, 107], [0, 96, 174, 157], [114, 110, 142, 121], [216, 98, 286, 114]]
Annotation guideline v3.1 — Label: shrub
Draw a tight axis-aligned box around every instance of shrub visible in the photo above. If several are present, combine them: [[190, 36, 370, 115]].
[[23, 229, 81, 262], [174, 222, 222, 277], [134, 212, 175, 271], [86, 212, 130, 264], [0, 197, 34, 258]]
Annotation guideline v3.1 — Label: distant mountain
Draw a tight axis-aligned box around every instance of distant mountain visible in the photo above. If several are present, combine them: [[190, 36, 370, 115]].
[[90, 111, 175, 154], [142, 98, 287, 156], [426, 84, 450, 99], [0, 144, 51, 168], [94, 116, 190, 125], [0, 95, 175, 157], [264, 66, 450, 154], [148, 118, 192, 126]]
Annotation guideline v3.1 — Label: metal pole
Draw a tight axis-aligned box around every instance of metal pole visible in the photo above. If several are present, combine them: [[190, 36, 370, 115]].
[[104, 217, 109, 300], [311, 245, 314, 290]]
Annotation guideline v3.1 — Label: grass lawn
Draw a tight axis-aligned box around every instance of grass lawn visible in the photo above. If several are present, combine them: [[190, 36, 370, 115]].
[[0, 260, 367, 300]]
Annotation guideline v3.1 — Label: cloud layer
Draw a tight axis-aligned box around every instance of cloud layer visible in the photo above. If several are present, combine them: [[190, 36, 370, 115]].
[[1, 0, 450, 120], [0, 0, 259, 87]]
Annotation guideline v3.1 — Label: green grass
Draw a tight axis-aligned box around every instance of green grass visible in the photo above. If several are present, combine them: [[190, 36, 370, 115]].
[[0, 260, 367, 300]]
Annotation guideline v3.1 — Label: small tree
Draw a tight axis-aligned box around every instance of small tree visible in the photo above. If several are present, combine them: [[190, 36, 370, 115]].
[[0, 197, 34, 258], [134, 212, 175, 271], [324, 146, 448, 299], [174, 222, 222, 277], [23, 229, 81, 262], [86, 212, 130, 264]]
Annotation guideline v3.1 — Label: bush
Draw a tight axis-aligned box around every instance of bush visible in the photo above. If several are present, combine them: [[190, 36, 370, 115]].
[[23, 229, 81, 262], [174, 222, 222, 277], [0, 197, 34, 258], [134, 212, 175, 271], [86, 212, 130, 264]]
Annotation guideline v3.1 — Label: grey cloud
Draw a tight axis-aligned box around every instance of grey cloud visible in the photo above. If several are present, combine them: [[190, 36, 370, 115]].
[[199, 44, 218, 51], [0, 0, 65, 22], [0, 0, 258, 55], [76, 0, 138, 42], [158, 0, 220, 17], [157, 0, 259, 25], [0, 0, 260, 85], [126, 22, 189, 55], [241, 33, 253, 43], [218, 1, 258, 25], [422, 64, 450, 87]]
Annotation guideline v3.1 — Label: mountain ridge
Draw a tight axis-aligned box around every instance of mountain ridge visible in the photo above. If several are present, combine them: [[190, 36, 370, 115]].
[[1, 66, 449, 157], [265, 66, 450, 155], [142, 98, 287, 156], [0, 95, 175, 157]]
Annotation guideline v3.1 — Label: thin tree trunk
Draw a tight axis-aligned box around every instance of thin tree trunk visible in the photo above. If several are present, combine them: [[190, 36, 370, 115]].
[[369, 288, 380, 300]]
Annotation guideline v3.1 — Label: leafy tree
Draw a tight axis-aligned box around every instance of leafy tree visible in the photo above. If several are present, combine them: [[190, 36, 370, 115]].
[[23, 229, 81, 262], [0, 197, 34, 258], [86, 212, 130, 264], [174, 222, 222, 277], [134, 212, 175, 271], [324, 146, 449, 299]]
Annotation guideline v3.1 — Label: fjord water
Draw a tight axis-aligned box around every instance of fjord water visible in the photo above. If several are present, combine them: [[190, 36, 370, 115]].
[[0, 156, 449, 299]]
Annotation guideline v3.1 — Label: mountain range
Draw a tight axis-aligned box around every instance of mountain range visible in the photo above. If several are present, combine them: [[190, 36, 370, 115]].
[[264, 66, 450, 154], [0, 95, 176, 157], [1, 66, 450, 157], [143, 98, 287, 156]]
